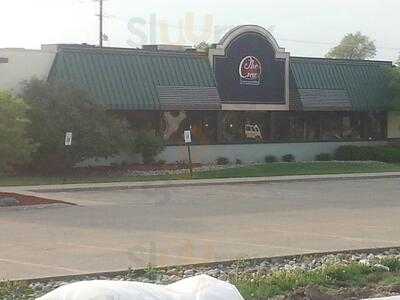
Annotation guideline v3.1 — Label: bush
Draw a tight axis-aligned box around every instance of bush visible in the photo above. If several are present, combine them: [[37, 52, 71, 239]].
[[235, 159, 242, 165], [334, 145, 400, 163], [315, 153, 333, 161], [216, 157, 230, 165], [335, 146, 359, 161], [265, 155, 278, 163], [0, 91, 36, 174], [375, 147, 400, 163], [282, 154, 295, 162], [133, 132, 165, 164], [335, 146, 370, 161], [157, 159, 167, 165]]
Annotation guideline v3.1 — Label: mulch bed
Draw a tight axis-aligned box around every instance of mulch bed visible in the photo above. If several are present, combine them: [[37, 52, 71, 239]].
[[73, 163, 202, 177], [0, 192, 73, 207], [17, 163, 203, 178]]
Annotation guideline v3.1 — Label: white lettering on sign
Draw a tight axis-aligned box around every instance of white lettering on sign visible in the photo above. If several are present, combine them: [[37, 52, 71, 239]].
[[239, 56, 262, 85], [184, 130, 192, 143], [65, 132, 73, 146]]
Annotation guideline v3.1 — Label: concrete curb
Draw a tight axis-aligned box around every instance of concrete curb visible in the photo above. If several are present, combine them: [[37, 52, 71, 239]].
[[9, 172, 400, 193]]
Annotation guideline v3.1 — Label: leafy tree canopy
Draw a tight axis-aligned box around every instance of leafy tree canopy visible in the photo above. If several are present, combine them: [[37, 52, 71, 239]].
[[0, 91, 36, 173], [21, 79, 134, 173], [326, 32, 377, 60]]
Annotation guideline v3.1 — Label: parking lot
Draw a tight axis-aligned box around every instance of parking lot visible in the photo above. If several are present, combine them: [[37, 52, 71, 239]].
[[1, 177, 400, 280]]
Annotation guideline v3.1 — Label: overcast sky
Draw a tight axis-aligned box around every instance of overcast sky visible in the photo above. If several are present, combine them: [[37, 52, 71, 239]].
[[1, 0, 399, 61]]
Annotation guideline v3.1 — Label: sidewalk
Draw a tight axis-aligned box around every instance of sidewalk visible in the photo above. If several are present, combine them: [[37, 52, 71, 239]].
[[2, 172, 400, 194]]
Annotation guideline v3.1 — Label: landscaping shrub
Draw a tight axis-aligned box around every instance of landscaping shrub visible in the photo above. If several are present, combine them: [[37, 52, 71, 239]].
[[133, 132, 165, 164], [157, 159, 167, 165], [216, 157, 230, 165], [334, 145, 400, 163], [0, 91, 36, 174], [315, 153, 333, 161], [334, 145, 376, 161], [265, 155, 278, 163], [375, 147, 400, 163], [282, 154, 295, 162], [335, 146, 362, 161]]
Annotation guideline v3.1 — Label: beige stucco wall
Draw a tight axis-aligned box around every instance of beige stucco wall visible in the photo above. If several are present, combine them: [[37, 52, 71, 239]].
[[388, 111, 400, 139], [0, 48, 56, 95]]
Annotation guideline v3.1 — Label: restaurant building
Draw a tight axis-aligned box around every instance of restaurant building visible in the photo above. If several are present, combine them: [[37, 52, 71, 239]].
[[1, 25, 398, 163]]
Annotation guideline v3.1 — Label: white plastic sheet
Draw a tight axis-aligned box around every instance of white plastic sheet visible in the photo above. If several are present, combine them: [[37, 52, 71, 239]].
[[37, 274, 245, 300], [363, 297, 400, 300]]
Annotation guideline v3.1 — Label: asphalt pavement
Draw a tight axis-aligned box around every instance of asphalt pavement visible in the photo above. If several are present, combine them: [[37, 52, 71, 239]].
[[1, 177, 400, 280]]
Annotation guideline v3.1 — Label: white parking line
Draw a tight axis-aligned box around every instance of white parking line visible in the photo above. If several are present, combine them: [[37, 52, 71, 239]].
[[0, 258, 85, 273]]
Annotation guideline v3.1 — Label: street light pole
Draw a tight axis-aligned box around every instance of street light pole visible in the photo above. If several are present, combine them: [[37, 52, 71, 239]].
[[99, 0, 103, 48]]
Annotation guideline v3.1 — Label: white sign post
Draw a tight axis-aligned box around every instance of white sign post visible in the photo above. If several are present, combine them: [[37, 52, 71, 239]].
[[63, 132, 73, 184], [184, 130, 193, 178], [184, 130, 192, 143], [65, 132, 73, 146]]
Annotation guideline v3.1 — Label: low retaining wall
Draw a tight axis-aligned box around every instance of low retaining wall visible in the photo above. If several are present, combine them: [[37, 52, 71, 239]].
[[79, 141, 387, 166], [158, 141, 387, 164]]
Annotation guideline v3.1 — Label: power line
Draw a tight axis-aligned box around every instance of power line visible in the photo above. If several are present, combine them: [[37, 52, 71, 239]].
[[107, 16, 400, 51], [75, 2, 400, 52]]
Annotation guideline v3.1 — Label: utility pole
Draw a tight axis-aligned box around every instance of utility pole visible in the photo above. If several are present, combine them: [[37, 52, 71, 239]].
[[99, 0, 103, 47]]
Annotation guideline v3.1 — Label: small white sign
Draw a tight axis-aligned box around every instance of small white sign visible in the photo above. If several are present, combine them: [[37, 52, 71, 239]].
[[65, 132, 73, 146], [184, 130, 192, 143]]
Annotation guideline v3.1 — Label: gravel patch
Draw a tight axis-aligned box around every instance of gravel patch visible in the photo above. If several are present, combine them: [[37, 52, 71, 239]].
[[5, 248, 400, 299]]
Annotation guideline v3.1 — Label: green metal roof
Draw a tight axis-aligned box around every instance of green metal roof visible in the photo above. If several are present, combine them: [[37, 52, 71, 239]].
[[290, 57, 393, 111], [49, 47, 217, 110], [49, 47, 393, 112]]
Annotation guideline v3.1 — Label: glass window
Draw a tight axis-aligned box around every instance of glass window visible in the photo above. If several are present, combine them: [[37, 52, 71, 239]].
[[189, 111, 218, 145], [320, 112, 343, 140], [160, 111, 389, 145], [342, 112, 362, 139], [161, 111, 218, 145], [364, 112, 387, 140], [222, 112, 270, 143]]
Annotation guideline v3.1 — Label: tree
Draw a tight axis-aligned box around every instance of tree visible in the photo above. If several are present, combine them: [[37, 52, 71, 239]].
[[326, 32, 377, 60], [0, 91, 36, 174], [22, 79, 134, 173]]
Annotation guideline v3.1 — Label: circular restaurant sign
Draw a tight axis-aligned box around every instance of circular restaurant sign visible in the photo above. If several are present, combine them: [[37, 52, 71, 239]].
[[239, 56, 262, 85]]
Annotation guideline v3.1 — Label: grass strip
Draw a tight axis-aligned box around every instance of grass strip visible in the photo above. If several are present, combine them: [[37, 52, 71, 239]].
[[1, 162, 400, 187]]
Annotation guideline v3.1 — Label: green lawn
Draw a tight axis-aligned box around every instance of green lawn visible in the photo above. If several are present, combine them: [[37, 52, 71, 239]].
[[1, 162, 400, 187], [193, 161, 400, 179], [233, 257, 400, 299]]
